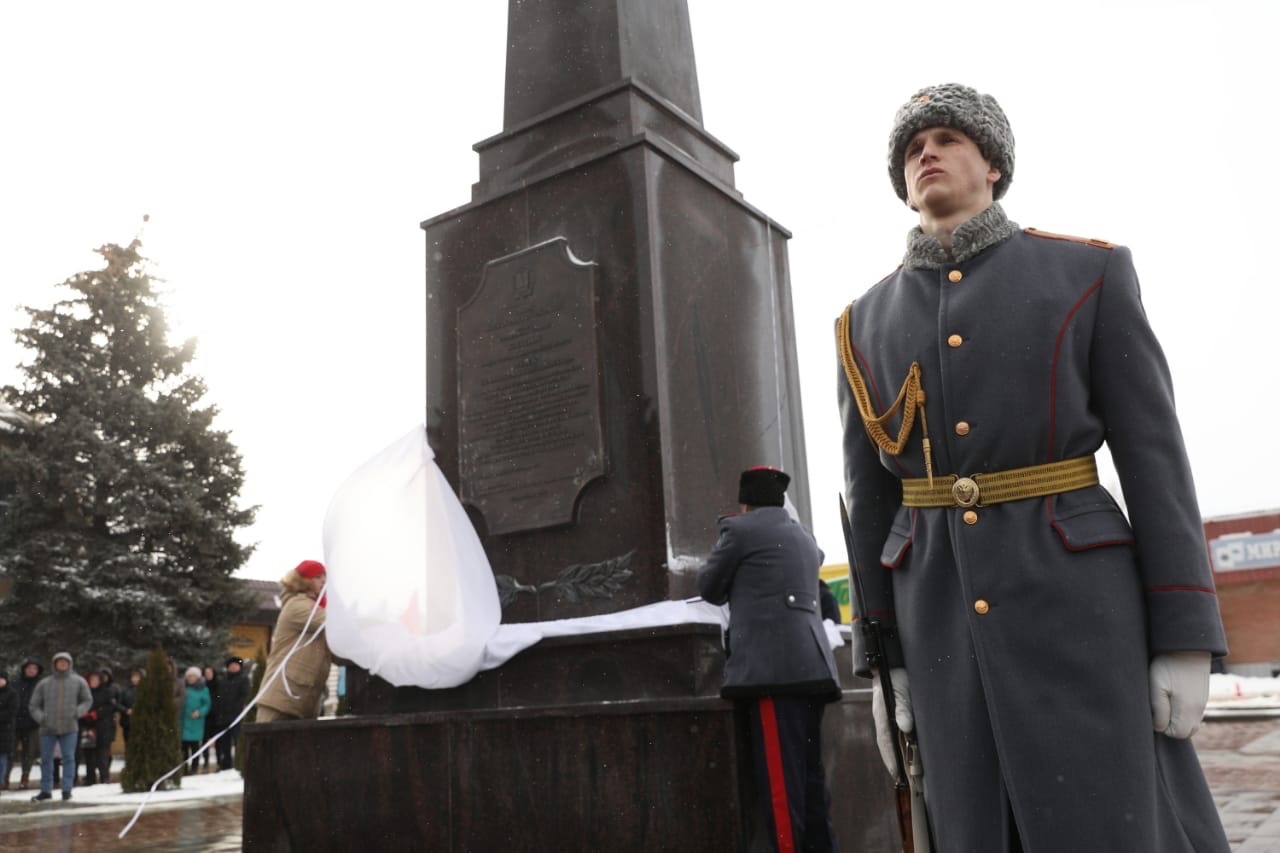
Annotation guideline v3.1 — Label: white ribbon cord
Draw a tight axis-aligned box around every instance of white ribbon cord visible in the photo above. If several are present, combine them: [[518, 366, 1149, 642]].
[[118, 583, 329, 839]]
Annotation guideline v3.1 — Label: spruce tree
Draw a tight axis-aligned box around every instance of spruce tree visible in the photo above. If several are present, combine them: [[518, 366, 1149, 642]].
[[0, 238, 256, 669], [121, 645, 184, 792]]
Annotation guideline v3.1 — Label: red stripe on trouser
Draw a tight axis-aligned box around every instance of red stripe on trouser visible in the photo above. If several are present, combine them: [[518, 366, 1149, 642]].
[[758, 697, 795, 853]]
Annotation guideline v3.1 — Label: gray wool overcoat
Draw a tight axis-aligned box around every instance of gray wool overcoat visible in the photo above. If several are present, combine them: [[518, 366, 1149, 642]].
[[837, 209, 1229, 853], [697, 506, 841, 701]]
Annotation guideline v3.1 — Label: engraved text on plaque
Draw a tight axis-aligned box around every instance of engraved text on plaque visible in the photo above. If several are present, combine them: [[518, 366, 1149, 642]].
[[457, 238, 606, 535]]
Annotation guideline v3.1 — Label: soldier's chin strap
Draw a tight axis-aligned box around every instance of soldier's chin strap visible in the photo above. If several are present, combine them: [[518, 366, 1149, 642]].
[[837, 305, 936, 486]]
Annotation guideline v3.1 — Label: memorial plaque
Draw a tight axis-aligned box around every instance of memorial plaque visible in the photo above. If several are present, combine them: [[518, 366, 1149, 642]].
[[457, 237, 606, 535]]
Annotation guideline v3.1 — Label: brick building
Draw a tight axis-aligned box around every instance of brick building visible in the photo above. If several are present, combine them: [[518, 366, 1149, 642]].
[[1204, 510, 1280, 676]]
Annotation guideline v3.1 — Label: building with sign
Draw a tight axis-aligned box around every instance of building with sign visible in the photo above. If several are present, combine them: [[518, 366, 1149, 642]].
[[1204, 510, 1280, 675], [822, 509, 1280, 677]]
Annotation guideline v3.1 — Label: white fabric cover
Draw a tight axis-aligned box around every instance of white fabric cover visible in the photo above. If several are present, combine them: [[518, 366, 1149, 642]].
[[322, 425, 501, 688], [321, 425, 846, 689], [480, 599, 729, 671]]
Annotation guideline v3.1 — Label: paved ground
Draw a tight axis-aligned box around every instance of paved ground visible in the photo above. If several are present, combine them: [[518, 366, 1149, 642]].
[[1196, 716, 1280, 851], [2, 718, 1278, 850], [0, 763, 242, 851]]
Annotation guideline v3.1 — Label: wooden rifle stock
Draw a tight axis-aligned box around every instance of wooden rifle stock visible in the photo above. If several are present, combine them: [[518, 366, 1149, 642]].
[[896, 784, 915, 852]]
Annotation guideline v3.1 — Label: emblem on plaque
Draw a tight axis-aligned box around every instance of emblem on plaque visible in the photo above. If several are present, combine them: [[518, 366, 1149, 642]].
[[457, 238, 607, 535]]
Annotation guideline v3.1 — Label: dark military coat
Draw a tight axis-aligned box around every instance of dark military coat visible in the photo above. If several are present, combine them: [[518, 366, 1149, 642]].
[[838, 205, 1229, 853], [697, 506, 840, 701]]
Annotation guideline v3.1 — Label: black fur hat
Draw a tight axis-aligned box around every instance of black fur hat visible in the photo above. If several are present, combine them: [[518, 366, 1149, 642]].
[[738, 466, 790, 508]]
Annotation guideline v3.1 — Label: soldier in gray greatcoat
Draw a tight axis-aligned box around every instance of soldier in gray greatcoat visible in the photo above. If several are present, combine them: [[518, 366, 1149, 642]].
[[698, 466, 842, 852], [836, 83, 1229, 852]]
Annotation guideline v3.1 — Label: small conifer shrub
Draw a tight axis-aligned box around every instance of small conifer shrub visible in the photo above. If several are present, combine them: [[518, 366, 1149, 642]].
[[121, 645, 184, 792]]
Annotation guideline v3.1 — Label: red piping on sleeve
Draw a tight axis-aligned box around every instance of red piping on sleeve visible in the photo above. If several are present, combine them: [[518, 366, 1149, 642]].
[[1147, 585, 1217, 595]]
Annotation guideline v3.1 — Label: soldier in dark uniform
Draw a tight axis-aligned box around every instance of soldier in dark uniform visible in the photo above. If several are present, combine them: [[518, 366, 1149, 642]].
[[698, 466, 842, 852], [837, 83, 1230, 852]]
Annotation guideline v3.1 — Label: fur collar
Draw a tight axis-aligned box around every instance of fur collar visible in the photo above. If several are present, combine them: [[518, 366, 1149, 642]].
[[903, 203, 1020, 270]]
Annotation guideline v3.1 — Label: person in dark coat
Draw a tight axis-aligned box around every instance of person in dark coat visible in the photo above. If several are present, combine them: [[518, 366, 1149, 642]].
[[8, 657, 43, 789], [200, 665, 221, 769], [118, 668, 144, 745], [214, 657, 250, 770], [818, 580, 841, 625], [837, 83, 1229, 852], [79, 670, 118, 785], [697, 466, 842, 852], [97, 669, 120, 782], [0, 671, 17, 790]]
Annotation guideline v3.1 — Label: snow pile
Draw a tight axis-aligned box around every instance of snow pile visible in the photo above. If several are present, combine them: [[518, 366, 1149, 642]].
[[19, 763, 242, 819], [1208, 673, 1280, 710]]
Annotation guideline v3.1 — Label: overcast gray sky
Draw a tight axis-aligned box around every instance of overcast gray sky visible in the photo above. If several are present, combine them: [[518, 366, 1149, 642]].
[[3, 1, 1276, 580]]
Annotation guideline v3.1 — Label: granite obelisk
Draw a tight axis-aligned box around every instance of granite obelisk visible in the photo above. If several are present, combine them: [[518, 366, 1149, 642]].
[[423, 0, 810, 622]]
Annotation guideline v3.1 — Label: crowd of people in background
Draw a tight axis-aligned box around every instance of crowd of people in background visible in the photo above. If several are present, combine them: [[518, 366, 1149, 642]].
[[0, 559, 333, 804], [0, 652, 252, 801]]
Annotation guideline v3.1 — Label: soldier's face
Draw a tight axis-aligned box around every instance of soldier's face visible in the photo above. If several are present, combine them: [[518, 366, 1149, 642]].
[[903, 127, 1000, 218]]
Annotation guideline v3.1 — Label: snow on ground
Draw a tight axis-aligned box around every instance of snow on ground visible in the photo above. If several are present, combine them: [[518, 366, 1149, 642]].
[[15, 759, 242, 819], [1209, 673, 1280, 713]]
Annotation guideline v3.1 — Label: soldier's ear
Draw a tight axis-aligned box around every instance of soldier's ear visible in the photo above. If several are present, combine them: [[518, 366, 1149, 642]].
[[986, 166, 1001, 188]]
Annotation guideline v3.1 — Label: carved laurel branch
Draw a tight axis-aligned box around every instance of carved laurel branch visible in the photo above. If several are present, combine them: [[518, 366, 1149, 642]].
[[495, 550, 635, 609]]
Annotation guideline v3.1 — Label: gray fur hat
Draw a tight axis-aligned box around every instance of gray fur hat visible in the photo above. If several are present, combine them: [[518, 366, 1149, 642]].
[[888, 83, 1015, 203]]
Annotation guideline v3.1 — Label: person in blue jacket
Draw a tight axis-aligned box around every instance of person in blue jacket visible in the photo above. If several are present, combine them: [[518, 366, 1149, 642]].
[[178, 666, 211, 773]]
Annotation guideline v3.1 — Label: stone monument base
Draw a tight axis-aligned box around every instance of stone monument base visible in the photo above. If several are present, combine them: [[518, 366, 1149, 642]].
[[242, 625, 900, 851]]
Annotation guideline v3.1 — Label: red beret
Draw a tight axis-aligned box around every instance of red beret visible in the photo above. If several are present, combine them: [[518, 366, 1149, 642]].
[[295, 559, 326, 579]]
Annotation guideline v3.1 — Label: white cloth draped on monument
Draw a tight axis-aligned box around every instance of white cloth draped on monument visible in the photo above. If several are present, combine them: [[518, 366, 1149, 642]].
[[321, 425, 841, 690], [323, 425, 501, 688]]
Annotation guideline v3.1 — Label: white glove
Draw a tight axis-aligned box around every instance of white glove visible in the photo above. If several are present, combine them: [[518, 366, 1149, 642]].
[[1149, 651, 1211, 739], [871, 667, 913, 776]]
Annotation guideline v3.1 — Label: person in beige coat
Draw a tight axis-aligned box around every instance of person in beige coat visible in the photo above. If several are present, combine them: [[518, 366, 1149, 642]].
[[256, 560, 333, 722]]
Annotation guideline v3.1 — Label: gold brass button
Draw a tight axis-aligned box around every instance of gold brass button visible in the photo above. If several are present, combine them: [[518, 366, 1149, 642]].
[[955, 421, 971, 436], [947, 334, 963, 348], [974, 599, 990, 615], [963, 510, 978, 525], [948, 269, 963, 283]]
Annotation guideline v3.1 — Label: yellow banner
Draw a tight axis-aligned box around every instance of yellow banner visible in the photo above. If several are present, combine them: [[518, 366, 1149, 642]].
[[819, 563, 852, 625]]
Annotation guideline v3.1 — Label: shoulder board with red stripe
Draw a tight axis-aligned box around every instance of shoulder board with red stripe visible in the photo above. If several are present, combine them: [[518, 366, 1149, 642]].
[[1024, 227, 1115, 250]]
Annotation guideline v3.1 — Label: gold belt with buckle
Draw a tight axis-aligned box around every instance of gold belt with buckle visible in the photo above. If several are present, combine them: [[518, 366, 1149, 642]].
[[900, 456, 1099, 508]]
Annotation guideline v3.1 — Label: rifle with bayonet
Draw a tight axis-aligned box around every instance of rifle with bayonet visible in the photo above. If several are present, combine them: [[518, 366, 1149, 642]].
[[839, 495, 931, 853]]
